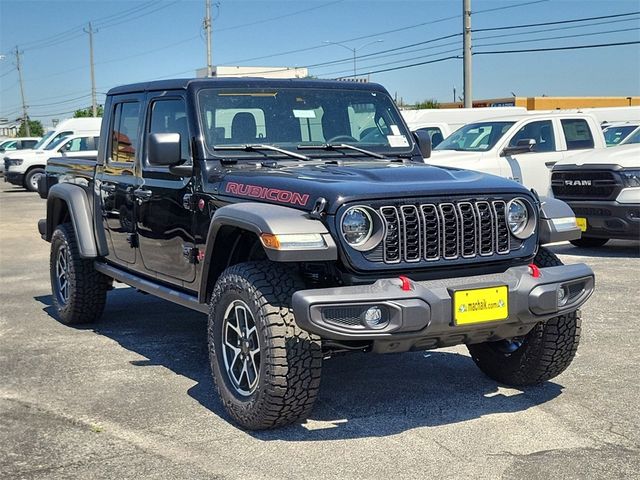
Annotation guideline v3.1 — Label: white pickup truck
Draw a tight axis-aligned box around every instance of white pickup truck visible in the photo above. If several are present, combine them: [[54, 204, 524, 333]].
[[551, 144, 640, 247], [427, 112, 606, 197], [4, 134, 99, 191]]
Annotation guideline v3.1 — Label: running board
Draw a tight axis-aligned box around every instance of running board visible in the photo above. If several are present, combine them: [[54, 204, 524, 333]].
[[94, 262, 208, 314]]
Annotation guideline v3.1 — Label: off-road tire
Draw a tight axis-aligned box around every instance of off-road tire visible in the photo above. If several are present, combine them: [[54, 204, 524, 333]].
[[50, 223, 110, 324], [570, 237, 609, 248], [467, 247, 581, 386], [24, 167, 45, 192], [208, 261, 322, 430]]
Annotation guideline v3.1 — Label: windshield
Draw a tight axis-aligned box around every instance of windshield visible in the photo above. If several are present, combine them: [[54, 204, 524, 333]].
[[45, 135, 71, 150], [435, 121, 515, 152], [603, 125, 638, 146], [32, 130, 55, 150], [197, 87, 413, 157], [622, 128, 640, 145]]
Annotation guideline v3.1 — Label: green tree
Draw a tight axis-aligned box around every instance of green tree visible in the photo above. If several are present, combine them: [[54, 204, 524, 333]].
[[18, 119, 44, 137], [73, 105, 104, 118], [414, 99, 440, 109]]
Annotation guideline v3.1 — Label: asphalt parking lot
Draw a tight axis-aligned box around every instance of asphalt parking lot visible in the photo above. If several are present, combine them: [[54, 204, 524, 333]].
[[1, 181, 639, 480]]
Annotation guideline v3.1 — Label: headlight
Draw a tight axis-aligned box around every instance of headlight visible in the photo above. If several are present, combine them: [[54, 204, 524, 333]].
[[620, 169, 640, 188], [5, 159, 23, 167], [342, 207, 373, 247], [507, 198, 535, 239]]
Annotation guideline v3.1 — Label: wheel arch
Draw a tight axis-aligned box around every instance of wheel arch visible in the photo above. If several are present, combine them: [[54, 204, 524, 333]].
[[198, 202, 337, 303], [45, 183, 101, 258]]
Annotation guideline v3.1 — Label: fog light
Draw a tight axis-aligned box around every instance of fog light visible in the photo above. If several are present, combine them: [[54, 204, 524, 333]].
[[557, 286, 569, 307], [364, 306, 386, 328]]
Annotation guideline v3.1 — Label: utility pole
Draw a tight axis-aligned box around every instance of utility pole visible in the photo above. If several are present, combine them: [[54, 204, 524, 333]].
[[463, 0, 472, 108], [15, 46, 30, 136], [204, 0, 213, 77], [84, 22, 97, 117]]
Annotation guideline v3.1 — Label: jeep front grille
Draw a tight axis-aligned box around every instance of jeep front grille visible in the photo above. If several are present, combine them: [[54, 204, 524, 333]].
[[379, 200, 510, 264]]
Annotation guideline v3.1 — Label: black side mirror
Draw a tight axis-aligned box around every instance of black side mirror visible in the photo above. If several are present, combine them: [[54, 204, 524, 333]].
[[502, 138, 536, 157], [148, 133, 181, 166], [412, 130, 432, 159]]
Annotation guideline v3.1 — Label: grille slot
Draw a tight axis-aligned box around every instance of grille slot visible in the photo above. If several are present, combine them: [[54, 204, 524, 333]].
[[377, 199, 512, 264]]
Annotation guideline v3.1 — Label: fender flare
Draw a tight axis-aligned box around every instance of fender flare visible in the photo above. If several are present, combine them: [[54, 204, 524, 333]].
[[45, 183, 99, 258], [538, 196, 581, 244], [198, 202, 337, 302]]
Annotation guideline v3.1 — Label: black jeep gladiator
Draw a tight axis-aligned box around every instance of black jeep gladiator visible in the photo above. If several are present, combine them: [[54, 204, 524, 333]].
[[39, 78, 594, 430]]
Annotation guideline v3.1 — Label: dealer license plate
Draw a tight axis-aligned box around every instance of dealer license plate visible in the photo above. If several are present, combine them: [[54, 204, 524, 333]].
[[576, 217, 587, 232], [453, 286, 509, 325]]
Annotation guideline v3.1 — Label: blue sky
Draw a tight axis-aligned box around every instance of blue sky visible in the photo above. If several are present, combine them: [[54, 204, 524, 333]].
[[1, 0, 639, 127]]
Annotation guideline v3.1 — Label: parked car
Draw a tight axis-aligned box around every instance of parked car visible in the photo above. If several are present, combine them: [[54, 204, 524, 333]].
[[4, 134, 99, 191], [0, 137, 41, 153], [551, 143, 640, 247], [427, 112, 606, 197], [402, 107, 527, 148], [602, 122, 640, 147], [39, 77, 594, 430]]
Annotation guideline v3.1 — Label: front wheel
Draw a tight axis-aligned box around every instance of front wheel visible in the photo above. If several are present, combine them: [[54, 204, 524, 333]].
[[467, 247, 581, 385], [570, 237, 609, 248], [208, 261, 322, 430], [25, 167, 45, 192]]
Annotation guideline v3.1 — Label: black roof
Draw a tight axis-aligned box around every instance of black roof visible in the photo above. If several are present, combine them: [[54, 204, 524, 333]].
[[107, 77, 387, 96]]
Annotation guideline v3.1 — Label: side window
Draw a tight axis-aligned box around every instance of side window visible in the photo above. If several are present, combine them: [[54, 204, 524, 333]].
[[148, 98, 190, 162], [23, 140, 37, 149], [509, 120, 556, 153], [561, 119, 594, 150], [110, 102, 141, 163], [4, 140, 17, 150]]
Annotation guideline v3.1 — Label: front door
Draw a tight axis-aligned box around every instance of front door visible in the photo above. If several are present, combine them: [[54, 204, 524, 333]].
[[136, 94, 196, 284], [503, 119, 561, 197], [97, 96, 143, 265]]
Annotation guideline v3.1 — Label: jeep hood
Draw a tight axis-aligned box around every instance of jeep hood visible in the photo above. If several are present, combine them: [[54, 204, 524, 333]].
[[214, 160, 528, 214]]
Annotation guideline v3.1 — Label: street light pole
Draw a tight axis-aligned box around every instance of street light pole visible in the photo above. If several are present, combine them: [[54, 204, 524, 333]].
[[463, 0, 473, 108], [84, 22, 97, 117], [324, 39, 383, 79]]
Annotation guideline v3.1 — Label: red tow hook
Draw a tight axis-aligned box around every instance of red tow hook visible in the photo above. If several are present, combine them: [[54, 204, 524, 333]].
[[398, 275, 412, 291], [528, 263, 541, 278]]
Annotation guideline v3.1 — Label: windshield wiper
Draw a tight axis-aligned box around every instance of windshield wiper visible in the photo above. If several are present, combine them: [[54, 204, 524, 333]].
[[213, 144, 310, 161], [298, 143, 386, 159]]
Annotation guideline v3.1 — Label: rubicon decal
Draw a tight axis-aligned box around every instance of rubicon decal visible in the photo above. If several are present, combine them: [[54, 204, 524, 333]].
[[225, 182, 309, 206]]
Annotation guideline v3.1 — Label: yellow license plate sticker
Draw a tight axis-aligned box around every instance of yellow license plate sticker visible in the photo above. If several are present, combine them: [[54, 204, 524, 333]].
[[453, 286, 509, 325], [576, 217, 587, 232]]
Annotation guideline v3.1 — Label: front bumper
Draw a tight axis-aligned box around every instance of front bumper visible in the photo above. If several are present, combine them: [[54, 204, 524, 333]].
[[567, 200, 640, 240], [4, 172, 24, 186], [292, 264, 594, 353]]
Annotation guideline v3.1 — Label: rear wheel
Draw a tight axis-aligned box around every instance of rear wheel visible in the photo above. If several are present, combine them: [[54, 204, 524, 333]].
[[50, 223, 110, 324], [25, 167, 45, 192], [570, 237, 609, 248], [467, 247, 581, 385], [208, 261, 322, 430]]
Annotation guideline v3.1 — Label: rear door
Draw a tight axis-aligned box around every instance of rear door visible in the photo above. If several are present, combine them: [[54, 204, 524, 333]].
[[135, 93, 196, 284], [96, 95, 144, 266], [502, 119, 562, 196]]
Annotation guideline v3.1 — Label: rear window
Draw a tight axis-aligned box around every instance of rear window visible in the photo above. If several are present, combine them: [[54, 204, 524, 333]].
[[561, 119, 594, 150]]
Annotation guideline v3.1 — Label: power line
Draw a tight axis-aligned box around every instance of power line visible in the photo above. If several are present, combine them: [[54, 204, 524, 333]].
[[473, 11, 640, 33], [96, 1, 180, 30], [475, 27, 640, 48], [474, 40, 640, 55], [225, 0, 548, 64], [217, 0, 345, 32], [332, 55, 460, 79]]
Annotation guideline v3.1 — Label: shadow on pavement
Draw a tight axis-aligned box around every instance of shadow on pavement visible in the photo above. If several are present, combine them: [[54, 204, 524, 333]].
[[549, 240, 639, 259], [35, 287, 563, 441]]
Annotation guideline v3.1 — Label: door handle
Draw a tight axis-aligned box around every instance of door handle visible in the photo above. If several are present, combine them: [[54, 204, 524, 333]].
[[134, 188, 153, 202], [100, 184, 116, 193]]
